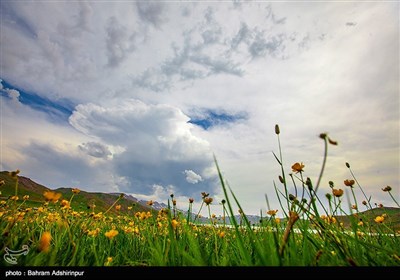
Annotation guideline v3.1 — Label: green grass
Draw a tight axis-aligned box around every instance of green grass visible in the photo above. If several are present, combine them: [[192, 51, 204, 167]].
[[0, 125, 399, 266]]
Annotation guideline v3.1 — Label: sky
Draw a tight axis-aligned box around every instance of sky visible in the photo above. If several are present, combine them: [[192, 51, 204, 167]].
[[0, 1, 399, 218]]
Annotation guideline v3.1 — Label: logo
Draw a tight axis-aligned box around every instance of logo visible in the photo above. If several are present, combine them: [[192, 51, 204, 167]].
[[4, 245, 29, 265]]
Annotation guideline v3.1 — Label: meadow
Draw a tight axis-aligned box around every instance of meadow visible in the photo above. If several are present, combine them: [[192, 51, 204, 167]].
[[1, 125, 399, 267]]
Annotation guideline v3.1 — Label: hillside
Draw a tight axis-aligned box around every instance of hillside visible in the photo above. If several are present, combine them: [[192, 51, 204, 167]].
[[0, 171, 152, 215]]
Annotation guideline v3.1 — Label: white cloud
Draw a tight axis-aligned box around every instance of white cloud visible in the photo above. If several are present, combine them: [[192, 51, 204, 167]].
[[184, 169, 203, 184], [1, 1, 398, 216]]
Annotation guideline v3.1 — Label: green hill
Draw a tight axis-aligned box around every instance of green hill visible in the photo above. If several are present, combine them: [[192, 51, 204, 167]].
[[0, 171, 152, 215]]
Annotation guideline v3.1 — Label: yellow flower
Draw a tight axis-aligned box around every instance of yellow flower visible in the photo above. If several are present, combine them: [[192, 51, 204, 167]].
[[171, 219, 179, 229], [218, 231, 225, 238], [105, 229, 119, 239], [10, 196, 19, 201], [0, 180, 5, 187], [60, 200, 70, 209], [374, 216, 384, 223], [291, 162, 305, 173], [127, 206, 132, 210], [105, 257, 113, 266], [43, 190, 62, 203], [23, 195, 29, 200], [72, 188, 80, 194], [115, 204, 121, 211], [39, 231, 52, 252]]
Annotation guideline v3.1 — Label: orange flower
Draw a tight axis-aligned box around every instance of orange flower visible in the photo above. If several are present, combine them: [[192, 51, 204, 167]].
[[39, 231, 52, 252], [344, 179, 355, 188], [60, 199, 70, 209], [203, 197, 213, 205], [115, 205, 121, 211], [267, 209, 278, 216], [43, 190, 62, 203], [105, 229, 119, 239], [332, 188, 344, 197], [72, 188, 80, 194], [291, 162, 305, 173]]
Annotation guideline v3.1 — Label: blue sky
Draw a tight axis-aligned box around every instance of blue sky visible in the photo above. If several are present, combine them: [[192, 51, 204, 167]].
[[0, 1, 398, 216]]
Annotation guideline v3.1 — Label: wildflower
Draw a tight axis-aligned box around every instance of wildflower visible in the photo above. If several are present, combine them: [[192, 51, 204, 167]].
[[105, 229, 119, 239], [275, 218, 281, 224], [127, 206, 132, 210], [351, 205, 357, 210], [203, 197, 213, 205], [87, 228, 100, 237], [23, 195, 29, 200], [104, 257, 113, 266], [0, 180, 5, 187], [60, 200, 70, 209], [332, 188, 344, 197], [374, 216, 384, 223], [115, 204, 121, 211], [147, 200, 153, 206], [10, 196, 19, 201], [344, 179, 355, 188], [171, 219, 179, 229], [267, 209, 278, 216], [382, 186, 392, 192], [72, 188, 80, 194], [291, 162, 305, 173], [39, 231, 52, 252], [358, 221, 364, 226], [43, 190, 62, 203], [9, 169, 20, 178], [218, 231, 225, 238], [201, 192, 209, 198]]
